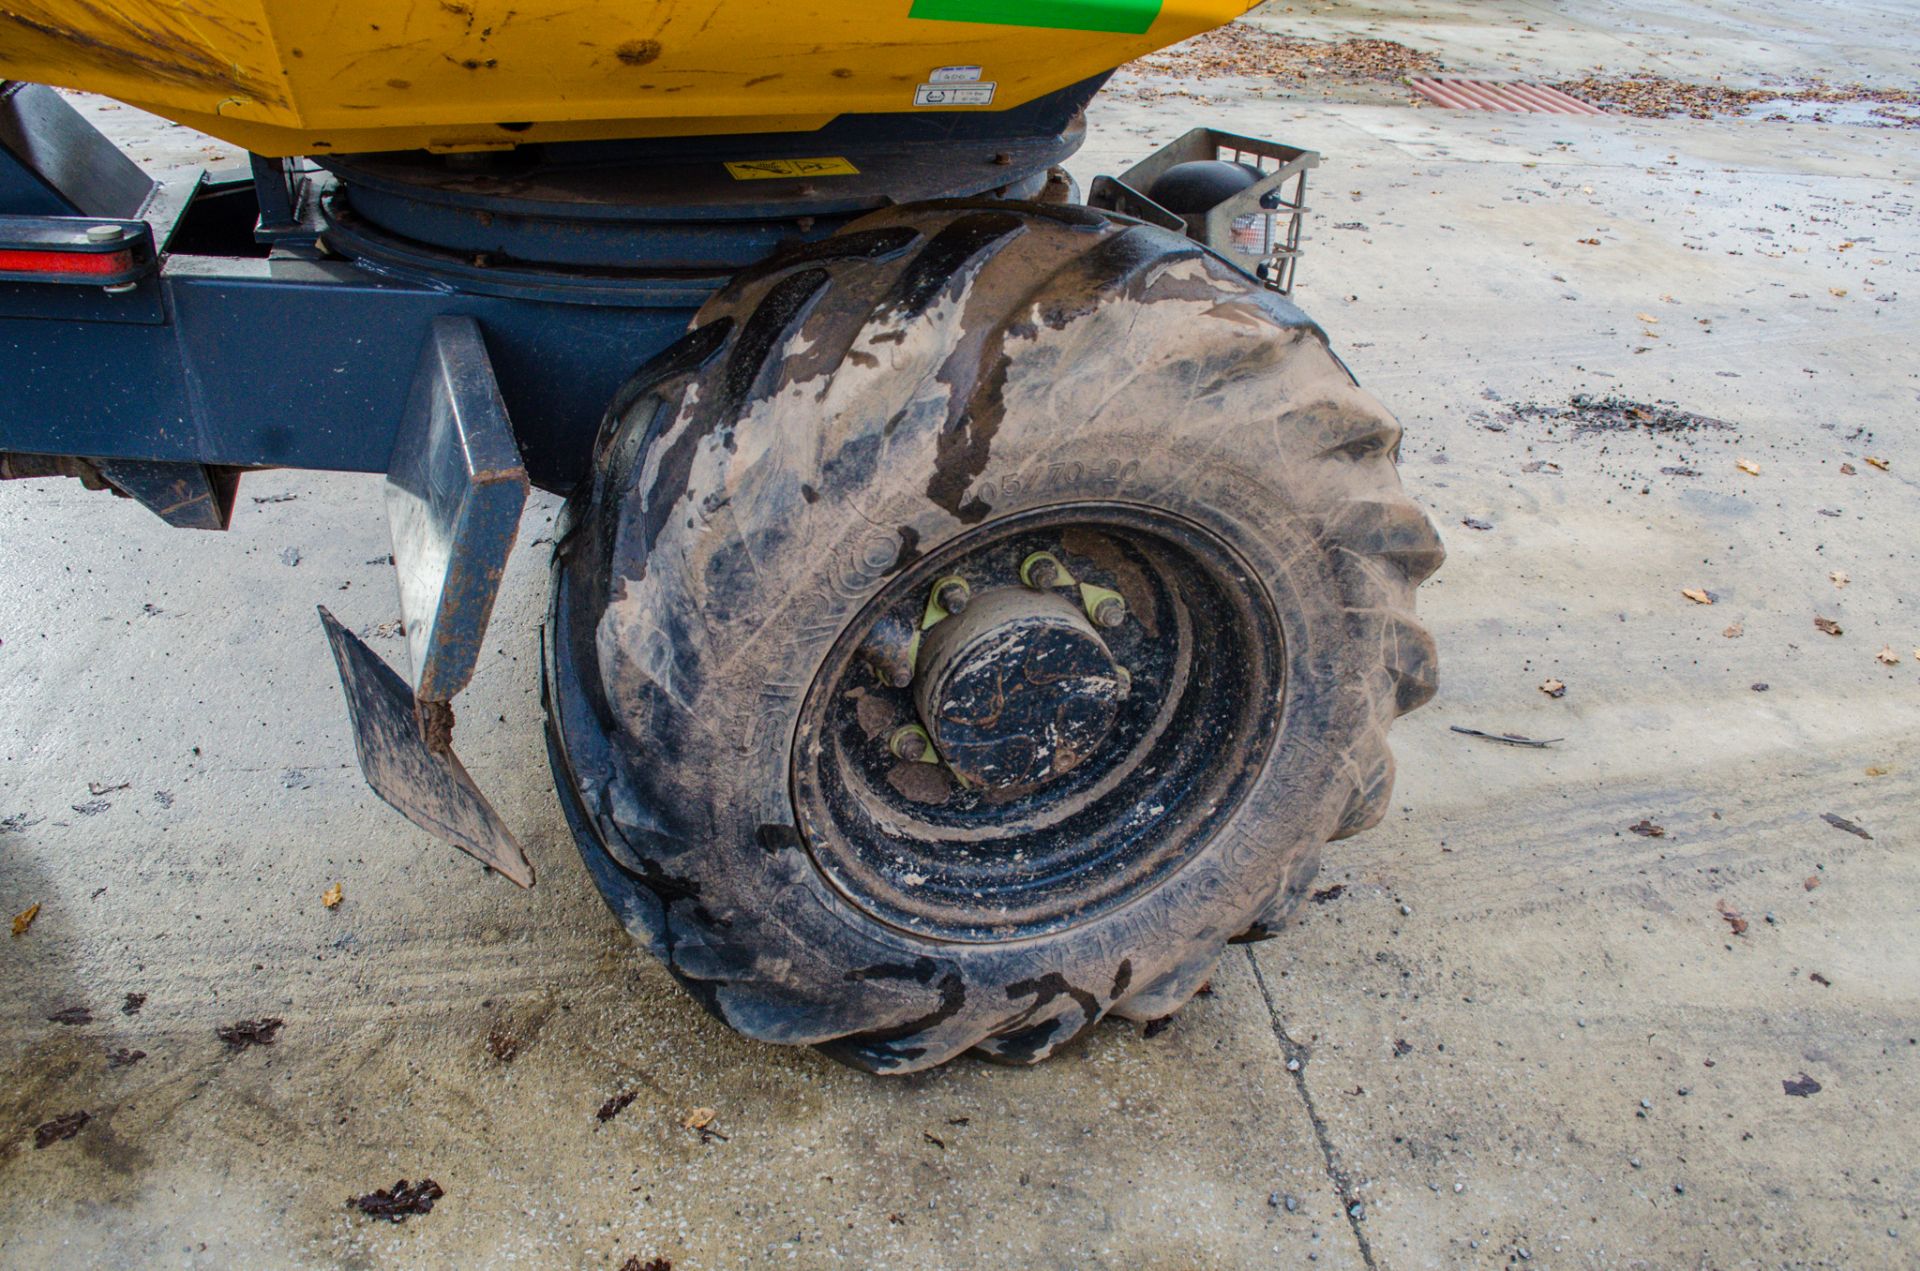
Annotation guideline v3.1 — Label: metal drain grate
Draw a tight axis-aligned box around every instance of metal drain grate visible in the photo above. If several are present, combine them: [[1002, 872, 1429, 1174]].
[[1409, 78, 1605, 115]]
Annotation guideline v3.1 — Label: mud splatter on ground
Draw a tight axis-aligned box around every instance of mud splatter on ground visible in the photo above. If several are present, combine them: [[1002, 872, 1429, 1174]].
[[1509, 394, 1735, 439], [33, 1112, 90, 1149]]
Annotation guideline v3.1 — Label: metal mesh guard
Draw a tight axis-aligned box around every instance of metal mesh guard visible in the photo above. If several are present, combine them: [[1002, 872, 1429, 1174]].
[[1095, 127, 1318, 295]]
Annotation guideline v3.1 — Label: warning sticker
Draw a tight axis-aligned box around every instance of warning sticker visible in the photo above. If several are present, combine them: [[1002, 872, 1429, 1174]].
[[724, 156, 861, 180], [929, 65, 983, 83], [914, 82, 996, 107]]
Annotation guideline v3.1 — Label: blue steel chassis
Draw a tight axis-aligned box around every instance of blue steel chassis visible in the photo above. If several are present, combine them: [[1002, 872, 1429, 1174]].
[[0, 75, 1312, 881], [0, 76, 1102, 878]]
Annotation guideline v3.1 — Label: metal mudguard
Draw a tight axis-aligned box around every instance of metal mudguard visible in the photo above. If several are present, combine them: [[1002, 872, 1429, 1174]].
[[319, 316, 534, 886]]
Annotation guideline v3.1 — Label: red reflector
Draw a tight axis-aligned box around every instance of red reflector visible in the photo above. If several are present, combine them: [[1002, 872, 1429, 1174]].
[[0, 247, 136, 277]]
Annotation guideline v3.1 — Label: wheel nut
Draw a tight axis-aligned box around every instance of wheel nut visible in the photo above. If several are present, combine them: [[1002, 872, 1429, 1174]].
[[889, 725, 931, 762], [1092, 596, 1126, 628], [862, 649, 914, 688], [934, 578, 970, 615], [1022, 553, 1062, 589]]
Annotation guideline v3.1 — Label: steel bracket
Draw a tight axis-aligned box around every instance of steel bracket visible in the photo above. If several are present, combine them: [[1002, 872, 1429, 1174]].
[[320, 316, 535, 885], [95, 458, 239, 530]]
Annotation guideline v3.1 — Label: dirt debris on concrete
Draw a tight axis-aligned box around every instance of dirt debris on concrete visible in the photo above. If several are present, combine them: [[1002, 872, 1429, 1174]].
[[1448, 726, 1560, 748], [1821, 812, 1873, 840], [595, 1091, 637, 1123], [1117, 26, 1440, 102], [1130, 28, 1440, 82], [1510, 394, 1735, 438], [346, 1178, 444, 1223], [485, 1024, 523, 1062], [215, 1018, 283, 1051], [1559, 74, 1920, 124]]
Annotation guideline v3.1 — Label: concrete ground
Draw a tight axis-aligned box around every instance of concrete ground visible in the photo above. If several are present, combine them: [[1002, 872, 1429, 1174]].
[[3, 1, 1916, 1266]]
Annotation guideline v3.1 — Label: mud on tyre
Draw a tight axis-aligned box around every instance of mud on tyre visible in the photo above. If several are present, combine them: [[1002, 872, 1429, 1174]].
[[545, 201, 1443, 1072]]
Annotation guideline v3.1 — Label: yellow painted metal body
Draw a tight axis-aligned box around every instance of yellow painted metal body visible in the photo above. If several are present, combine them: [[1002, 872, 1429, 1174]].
[[0, 1, 1253, 156]]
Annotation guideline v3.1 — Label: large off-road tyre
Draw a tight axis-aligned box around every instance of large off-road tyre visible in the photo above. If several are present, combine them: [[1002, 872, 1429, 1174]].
[[545, 201, 1442, 1073]]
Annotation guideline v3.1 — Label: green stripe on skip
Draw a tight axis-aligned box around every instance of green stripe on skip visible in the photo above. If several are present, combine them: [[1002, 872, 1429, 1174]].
[[908, 0, 1163, 35]]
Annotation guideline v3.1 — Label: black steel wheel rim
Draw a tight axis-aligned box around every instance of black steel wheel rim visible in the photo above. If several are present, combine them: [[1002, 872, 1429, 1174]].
[[790, 502, 1285, 943]]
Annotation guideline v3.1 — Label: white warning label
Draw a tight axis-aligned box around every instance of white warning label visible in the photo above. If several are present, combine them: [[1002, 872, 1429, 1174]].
[[914, 82, 996, 107], [929, 65, 983, 83]]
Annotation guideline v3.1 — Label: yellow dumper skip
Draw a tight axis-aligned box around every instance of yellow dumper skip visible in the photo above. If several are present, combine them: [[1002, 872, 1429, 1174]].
[[0, 1, 1254, 156]]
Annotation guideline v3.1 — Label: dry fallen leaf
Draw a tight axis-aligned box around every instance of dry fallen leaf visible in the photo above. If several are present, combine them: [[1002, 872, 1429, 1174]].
[[1829, 287, 1848, 297], [1715, 898, 1748, 935], [11, 902, 40, 937], [1682, 588, 1713, 605], [1722, 623, 1744, 638], [1876, 646, 1901, 666], [1736, 459, 1760, 475], [683, 1107, 717, 1130], [1830, 570, 1849, 588], [1839, 462, 1857, 476], [1866, 766, 1889, 777], [1863, 456, 1889, 471], [1804, 875, 1821, 891], [1540, 678, 1567, 698], [1636, 312, 1660, 323], [1630, 819, 1665, 838], [1578, 237, 1601, 246], [1814, 616, 1843, 636], [322, 882, 343, 909]]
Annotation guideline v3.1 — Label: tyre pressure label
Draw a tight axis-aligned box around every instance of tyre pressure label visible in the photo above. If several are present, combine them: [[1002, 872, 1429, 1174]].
[[914, 82, 996, 106], [929, 65, 983, 83], [724, 157, 860, 180]]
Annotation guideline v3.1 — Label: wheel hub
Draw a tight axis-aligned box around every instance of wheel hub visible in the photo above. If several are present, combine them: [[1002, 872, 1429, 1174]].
[[913, 587, 1122, 793], [790, 503, 1284, 942]]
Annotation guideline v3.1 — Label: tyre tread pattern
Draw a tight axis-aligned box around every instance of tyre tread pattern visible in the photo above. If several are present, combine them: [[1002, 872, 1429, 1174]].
[[545, 202, 1442, 1069]]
